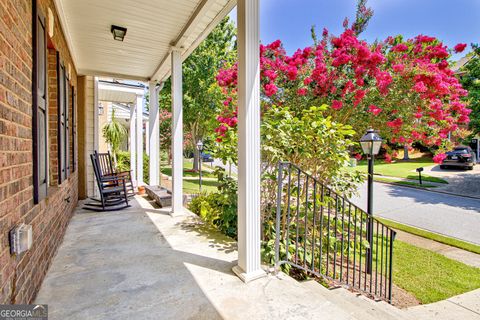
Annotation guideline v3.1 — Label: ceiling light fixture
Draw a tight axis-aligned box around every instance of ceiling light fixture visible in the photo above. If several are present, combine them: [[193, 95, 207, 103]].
[[111, 25, 127, 41]]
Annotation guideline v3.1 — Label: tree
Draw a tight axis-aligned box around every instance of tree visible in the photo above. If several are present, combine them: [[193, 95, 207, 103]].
[[214, 0, 471, 164], [160, 17, 236, 171], [459, 45, 480, 137], [102, 109, 127, 164]]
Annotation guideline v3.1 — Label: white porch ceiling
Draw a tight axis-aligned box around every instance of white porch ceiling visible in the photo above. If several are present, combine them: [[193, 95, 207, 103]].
[[54, 0, 236, 82]]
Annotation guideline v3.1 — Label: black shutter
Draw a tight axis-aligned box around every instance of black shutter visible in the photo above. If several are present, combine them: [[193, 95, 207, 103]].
[[72, 86, 76, 172], [65, 76, 69, 178], [57, 53, 66, 183], [33, 0, 48, 203]]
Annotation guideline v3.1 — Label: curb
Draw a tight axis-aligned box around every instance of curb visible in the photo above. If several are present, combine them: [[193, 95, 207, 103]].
[[375, 180, 480, 200]]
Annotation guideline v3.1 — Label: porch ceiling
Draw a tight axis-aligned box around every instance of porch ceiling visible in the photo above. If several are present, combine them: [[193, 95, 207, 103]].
[[54, 0, 236, 82]]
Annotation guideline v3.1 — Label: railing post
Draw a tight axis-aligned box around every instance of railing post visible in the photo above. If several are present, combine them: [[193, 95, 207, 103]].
[[274, 161, 284, 273], [388, 229, 395, 303]]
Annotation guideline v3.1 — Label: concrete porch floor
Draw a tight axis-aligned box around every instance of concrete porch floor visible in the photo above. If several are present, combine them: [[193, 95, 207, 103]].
[[35, 196, 360, 319]]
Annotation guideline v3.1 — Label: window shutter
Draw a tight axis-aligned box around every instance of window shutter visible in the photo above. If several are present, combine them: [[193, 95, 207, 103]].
[[57, 54, 67, 183], [72, 86, 76, 172], [65, 76, 69, 178], [33, 0, 48, 203]]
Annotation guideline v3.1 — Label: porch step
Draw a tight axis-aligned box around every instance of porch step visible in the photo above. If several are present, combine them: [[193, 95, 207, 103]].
[[144, 185, 172, 207], [300, 280, 414, 320]]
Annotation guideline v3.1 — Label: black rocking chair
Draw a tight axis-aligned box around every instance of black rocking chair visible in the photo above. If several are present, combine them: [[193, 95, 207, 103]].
[[95, 150, 135, 197], [83, 152, 130, 211]]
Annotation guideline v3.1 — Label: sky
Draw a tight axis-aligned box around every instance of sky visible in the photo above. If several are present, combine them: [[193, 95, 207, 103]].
[[230, 0, 480, 60]]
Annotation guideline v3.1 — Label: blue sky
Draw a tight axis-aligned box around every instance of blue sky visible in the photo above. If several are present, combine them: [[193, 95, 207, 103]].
[[230, 0, 480, 60]]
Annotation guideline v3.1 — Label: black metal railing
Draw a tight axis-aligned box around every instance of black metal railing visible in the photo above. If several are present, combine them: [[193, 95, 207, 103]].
[[274, 162, 396, 303]]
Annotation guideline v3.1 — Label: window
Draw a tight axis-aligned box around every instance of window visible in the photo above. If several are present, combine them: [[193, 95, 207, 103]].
[[57, 54, 69, 183], [33, 1, 48, 203]]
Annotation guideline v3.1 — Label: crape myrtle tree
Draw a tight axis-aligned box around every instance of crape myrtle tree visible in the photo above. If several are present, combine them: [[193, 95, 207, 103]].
[[160, 17, 236, 171], [214, 0, 471, 168]]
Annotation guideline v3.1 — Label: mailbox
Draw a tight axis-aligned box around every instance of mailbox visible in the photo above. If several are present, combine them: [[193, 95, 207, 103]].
[[416, 167, 424, 185]]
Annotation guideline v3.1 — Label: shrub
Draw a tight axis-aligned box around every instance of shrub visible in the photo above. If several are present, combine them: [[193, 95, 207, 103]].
[[116, 150, 149, 183], [188, 167, 238, 238]]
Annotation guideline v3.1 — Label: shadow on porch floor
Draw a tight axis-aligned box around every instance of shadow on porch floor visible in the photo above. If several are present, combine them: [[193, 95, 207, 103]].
[[34, 196, 391, 320]]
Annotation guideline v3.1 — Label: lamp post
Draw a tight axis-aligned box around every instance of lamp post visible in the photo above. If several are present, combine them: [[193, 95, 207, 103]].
[[196, 140, 204, 193], [359, 129, 383, 274]]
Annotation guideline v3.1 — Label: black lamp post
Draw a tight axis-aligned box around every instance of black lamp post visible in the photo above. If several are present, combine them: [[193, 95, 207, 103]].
[[196, 140, 204, 193], [360, 128, 383, 274]]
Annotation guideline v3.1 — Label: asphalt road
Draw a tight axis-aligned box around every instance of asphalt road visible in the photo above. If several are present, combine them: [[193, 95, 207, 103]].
[[350, 182, 480, 245]]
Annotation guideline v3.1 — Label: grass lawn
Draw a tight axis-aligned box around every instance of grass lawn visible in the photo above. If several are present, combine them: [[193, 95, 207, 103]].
[[379, 218, 480, 255], [348, 157, 448, 184], [374, 177, 437, 188], [393, 240, 480, 304], [160, 159, 216, 179], [183, 177, 219, 194]]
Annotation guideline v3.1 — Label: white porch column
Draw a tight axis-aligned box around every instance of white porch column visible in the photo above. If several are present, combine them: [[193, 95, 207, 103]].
[[129, 104, 137, 183], [148, 81, 160, 186], [145, 120, 150, 156], [233, 0, 265, 283], [171, 49, 183, 215], [136, 94, 144, 185]]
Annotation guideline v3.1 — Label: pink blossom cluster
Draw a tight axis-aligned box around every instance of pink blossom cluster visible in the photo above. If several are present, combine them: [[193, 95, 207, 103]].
[[213, 27, 471, 157]]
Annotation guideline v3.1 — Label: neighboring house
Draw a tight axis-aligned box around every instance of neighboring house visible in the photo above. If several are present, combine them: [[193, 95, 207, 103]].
[[98, 95, 150, 154]]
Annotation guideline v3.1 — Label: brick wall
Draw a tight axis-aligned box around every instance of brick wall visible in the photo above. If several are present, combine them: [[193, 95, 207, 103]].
[[0, 0, 79, 304]]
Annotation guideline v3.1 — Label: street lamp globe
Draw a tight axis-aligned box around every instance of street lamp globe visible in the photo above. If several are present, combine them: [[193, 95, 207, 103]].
[[196, 140, 204, 152], [360, 129, 383, 156]]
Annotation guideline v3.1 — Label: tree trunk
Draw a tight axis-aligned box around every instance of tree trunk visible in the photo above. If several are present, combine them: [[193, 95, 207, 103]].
[[403, 144, 410, 160], [193, 148, 200, 171]]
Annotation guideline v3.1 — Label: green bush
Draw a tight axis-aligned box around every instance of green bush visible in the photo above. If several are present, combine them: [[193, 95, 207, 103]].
[[188, 167, 238, 238], [116, 150, 149, 183]]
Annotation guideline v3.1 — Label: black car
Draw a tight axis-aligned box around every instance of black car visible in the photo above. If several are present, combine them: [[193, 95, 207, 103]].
[[441, 146, 476, 170]]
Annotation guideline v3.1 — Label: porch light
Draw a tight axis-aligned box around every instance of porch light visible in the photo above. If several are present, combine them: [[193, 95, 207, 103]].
[[111, 25, 127, 41], [360, 129, 382, 156]]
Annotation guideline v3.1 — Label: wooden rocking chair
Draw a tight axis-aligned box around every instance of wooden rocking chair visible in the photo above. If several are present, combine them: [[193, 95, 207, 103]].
[[83, 152, 130, 211], [95, 150, 135, 197]]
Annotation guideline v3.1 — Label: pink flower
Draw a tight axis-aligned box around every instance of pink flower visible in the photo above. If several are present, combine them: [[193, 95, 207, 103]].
[[413, 81, 427, 93], [392, 43, 408, 52], [392, 64, 405, 73], [331, 100, 343, 110], [385, 154, 392, 163], [454, 43, 467, 53], [433, 153, 447, 164], [354, 153, 362, 161], [368, 105, 382, 116], [264, 83, 278, 97], [297, 88, 307, 96]]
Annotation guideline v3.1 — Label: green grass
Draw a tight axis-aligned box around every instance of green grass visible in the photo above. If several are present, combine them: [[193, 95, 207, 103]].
[[374, 177, 437, 188], [183, 177, 219, 194], [379, 218, 480, 255], [349, 157, 448, 184], [160, 159, 216, 179], [393, 240, 480, 304]]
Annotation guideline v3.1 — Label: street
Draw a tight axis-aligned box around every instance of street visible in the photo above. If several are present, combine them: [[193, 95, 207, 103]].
[[350, 182, 480, 245]]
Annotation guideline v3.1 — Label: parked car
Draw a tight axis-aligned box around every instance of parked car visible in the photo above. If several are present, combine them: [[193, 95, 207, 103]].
[[441, 146, 476, 170], [201, 152, 214, 163]]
